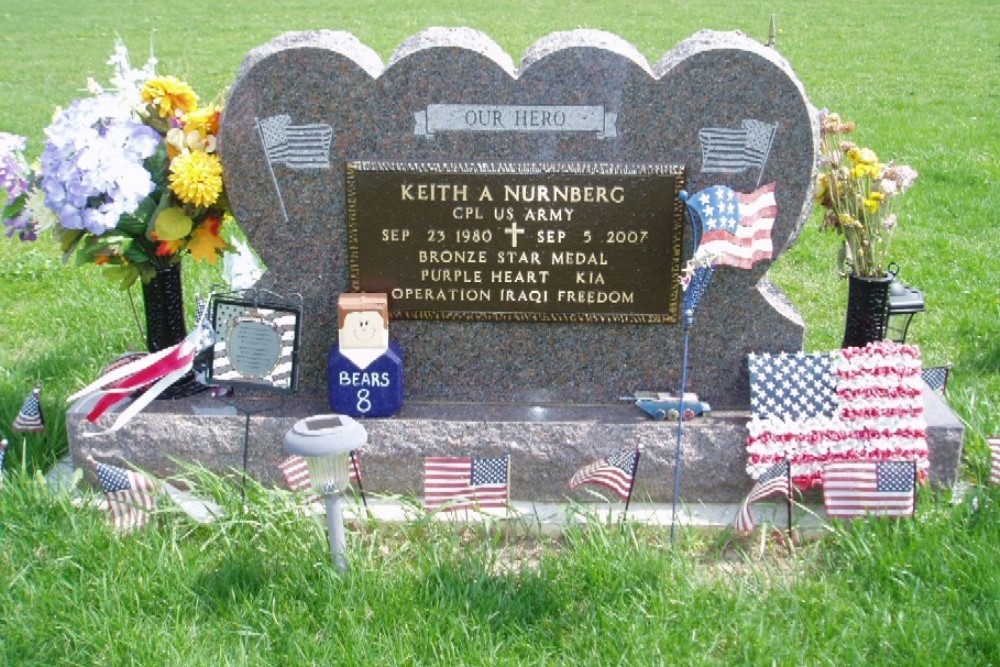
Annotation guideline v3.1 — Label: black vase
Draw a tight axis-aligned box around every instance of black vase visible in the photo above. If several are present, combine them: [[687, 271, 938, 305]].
[[842, 274, 892, 349], [141, 264, 204, 399], [142, 263, 187, 352]]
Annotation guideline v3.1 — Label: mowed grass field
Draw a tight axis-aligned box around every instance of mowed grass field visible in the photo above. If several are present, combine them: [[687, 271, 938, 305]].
[[1, 1, 998, 664]]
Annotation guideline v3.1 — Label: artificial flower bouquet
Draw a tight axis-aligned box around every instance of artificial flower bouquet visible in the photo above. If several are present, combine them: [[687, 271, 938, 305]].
[[814, 111, 918, 278], [1, 41, 233, 287]]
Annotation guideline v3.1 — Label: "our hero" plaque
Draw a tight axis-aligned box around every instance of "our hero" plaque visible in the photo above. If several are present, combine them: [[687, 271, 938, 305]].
[[347, 161, 685, 323]]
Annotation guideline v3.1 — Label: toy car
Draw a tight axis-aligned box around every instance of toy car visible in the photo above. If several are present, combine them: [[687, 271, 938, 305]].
[[621, 391, 712, 421]]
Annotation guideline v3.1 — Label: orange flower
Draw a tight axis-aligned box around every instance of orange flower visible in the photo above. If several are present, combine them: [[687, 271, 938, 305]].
[[150, 231, 183, 257], [187, 215, 228, 263]]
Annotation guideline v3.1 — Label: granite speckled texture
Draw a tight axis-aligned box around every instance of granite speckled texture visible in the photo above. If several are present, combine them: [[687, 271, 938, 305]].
[[67, 384, 964, 502], [219, 28, 818, 409]]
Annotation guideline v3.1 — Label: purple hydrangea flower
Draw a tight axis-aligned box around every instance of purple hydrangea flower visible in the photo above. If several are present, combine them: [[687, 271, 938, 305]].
[[0, 131, 35, 240], [40, 94, 160, 235]]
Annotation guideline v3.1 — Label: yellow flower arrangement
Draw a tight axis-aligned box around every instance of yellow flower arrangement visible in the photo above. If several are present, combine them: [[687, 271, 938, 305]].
[[815, 111, 918, 278], [1, 44, 235, 288]]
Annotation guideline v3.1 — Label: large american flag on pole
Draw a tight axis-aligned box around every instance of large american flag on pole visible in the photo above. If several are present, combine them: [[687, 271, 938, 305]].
[[681, 183, 777, 270], [568, 448, 639, 502], [823, 460, 916, 518], [746, 340, 928, 490], [88, 457, 158, 531], [424, 456, 509, 513]]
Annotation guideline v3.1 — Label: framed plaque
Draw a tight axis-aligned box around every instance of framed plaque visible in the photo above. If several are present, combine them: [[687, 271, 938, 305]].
[[207, 292, 302, 393], [346, 161, 686, 323]]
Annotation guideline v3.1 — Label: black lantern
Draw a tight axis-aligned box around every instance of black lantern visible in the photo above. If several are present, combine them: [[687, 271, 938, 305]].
[[886, 279, 925, 343]]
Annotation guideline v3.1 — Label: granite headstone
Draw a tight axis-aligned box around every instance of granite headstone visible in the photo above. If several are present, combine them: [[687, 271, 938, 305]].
[[219, 27, 818, 409], [68, 29, 966, 507]]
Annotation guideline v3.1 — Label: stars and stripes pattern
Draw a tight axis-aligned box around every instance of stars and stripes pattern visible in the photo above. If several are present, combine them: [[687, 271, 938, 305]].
[[424, 456, 509, 513], [699, 119, 778, 175], [734, 459, 790, 532], [823, 460, 916, 518], [682, 183, 777, 270], [88, 457, 158, 531], [568, 448, 640, 502], [989, 437, 1000, 486], [67, 332, 201, 436], [279, 451, 361, 502], [920, 365, 951, 396], [256, 115, 333, 169], [12, 384, 44, 432], [747, 340, 928, 490]]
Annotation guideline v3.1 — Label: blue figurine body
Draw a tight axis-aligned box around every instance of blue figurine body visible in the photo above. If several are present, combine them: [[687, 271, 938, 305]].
[[328, 340, 403, 417], [327, 294, 403, 418]]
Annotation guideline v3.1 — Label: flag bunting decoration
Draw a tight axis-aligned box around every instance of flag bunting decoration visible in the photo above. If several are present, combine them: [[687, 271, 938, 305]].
[[279, 451, 362, 503], [66, 327, 211, 437], [699, 119, 778, 175], [88, 457, 158, 531], [680, 183, 777, 271], [746, 340, 928, 490], [734, 459, 790, 532], [989, 437, 1000, 486], [823, 460, 916, 518], [424, 456, 509, 513], [13, 383, 44, 432], [256, 115, 333, 170], [568, 448, 640, 502]]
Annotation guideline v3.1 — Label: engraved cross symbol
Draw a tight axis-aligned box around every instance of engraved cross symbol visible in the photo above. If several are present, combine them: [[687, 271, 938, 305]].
[[504, 222, 525, 248]]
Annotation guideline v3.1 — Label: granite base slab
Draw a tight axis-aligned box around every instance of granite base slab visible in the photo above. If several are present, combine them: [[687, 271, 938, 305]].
[[67, 385, 963, 504]]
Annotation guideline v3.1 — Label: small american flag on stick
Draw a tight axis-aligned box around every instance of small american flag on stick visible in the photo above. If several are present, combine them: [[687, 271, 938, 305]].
[[88, 457, 158, 531], [734, 459, 790, 533], [13, 383, 44, 432], [823, 460, 916, 519], [424, 456, 509, 513], [988, 437, 1000, 486], [568, 448, 639, 502], [279, 451, 362, 503]]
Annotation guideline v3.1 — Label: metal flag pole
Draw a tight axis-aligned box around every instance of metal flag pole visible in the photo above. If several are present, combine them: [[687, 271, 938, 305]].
[[669, 308, 694, 545], [350, 449, 370, 513], [786, 458, 793, 543]]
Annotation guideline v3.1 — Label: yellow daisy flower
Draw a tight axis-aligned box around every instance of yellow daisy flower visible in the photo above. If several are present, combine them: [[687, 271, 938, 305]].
[[184, 104, 220, 137], [168, 150, 223, 208], [142, 76, 199, 118]]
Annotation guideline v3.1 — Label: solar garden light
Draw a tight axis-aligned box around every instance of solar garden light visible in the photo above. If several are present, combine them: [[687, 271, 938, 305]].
[[283, 414, 367, 570], [886, 278, 925, 344]]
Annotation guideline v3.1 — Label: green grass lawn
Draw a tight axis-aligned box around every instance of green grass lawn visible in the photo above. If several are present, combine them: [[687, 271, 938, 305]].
[[1, 0, 999, 664]]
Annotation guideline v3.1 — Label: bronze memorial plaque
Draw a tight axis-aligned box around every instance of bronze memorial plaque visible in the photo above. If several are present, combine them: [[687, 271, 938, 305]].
[[347, 161, 685, 323]]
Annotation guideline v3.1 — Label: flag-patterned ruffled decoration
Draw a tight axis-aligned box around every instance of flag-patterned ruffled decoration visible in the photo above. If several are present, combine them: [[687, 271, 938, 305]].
[[747, 340, 928, 490]]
